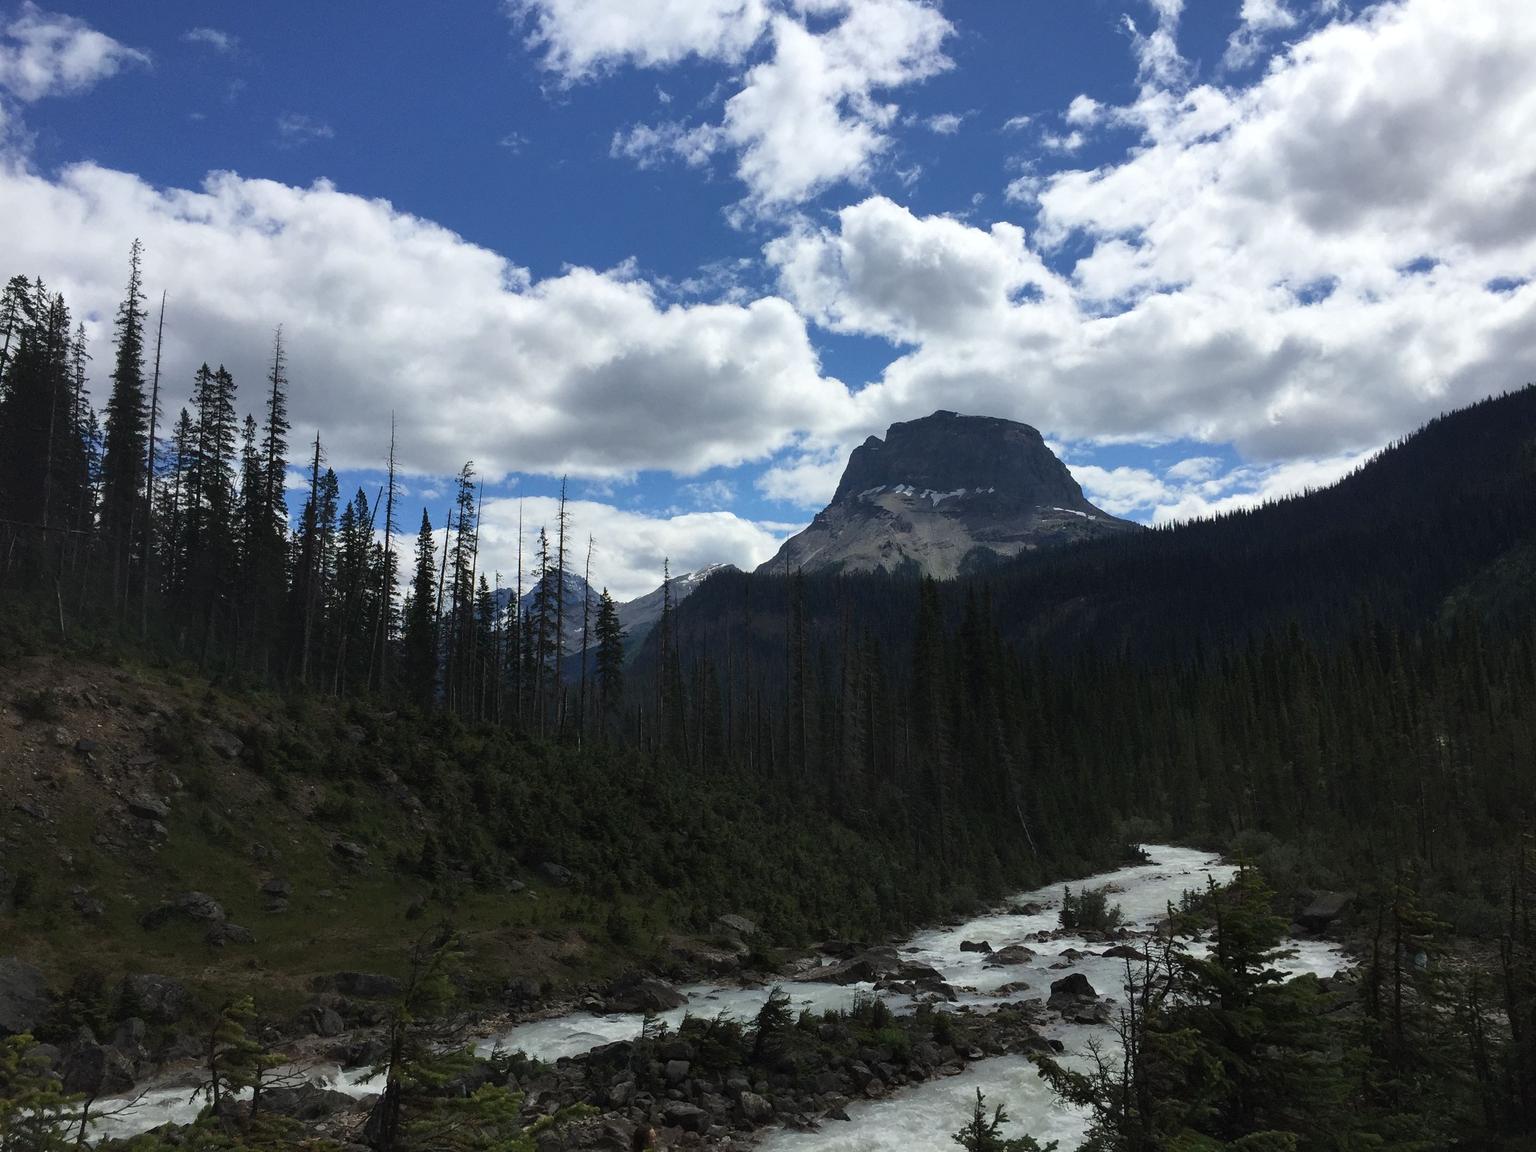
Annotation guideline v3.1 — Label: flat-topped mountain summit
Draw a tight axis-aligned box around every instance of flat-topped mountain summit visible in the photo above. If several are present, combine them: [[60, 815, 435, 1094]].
[[759, 410, 1139, 578]]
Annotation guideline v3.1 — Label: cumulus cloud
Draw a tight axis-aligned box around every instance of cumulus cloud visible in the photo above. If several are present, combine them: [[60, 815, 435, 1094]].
[[541, 0, 952, 211], [0, 3, 146, 102], [0, 162, 855, 482], [758, 0, 1536, 494], [1224, 0, 1298, 70], [506, 0, 770, 77], [1075, 449, 1371, 523]]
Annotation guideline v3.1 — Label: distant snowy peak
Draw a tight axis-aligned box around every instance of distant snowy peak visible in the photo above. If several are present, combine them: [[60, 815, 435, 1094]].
[[759, 411, 1139, 579]]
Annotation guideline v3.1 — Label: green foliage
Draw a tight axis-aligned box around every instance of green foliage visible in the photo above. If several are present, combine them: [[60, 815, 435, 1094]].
[[952, 1088, 1057, 1152], [0, 1034, 86, 1150], [1060, 886, 1124, 933]]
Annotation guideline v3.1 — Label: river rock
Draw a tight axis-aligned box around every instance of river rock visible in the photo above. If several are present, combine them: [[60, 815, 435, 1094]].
[[1297, 891, 1354, 931], [662, 1101, 707, 1132], [1102, 944, 1145, 960], [663, 1059, 690, 1084], [0, 959, 50, 1037], [738, 1090, 774, 1123], [604, 976, 687, 1013], [984, 944, 1036, 967], [803, 945, 902, 985], [1049, 972, 1097, 1002], [959, 940, 992, 953], [332, 838, 368, 862]]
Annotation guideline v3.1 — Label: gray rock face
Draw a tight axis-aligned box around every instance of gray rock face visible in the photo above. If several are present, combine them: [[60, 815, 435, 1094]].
[[758, 411, 1140, 578], [0, 958, 50, 1036]]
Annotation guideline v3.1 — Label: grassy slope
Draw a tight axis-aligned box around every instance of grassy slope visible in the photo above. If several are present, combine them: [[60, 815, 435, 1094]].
[[0, 651, 678, 1023]]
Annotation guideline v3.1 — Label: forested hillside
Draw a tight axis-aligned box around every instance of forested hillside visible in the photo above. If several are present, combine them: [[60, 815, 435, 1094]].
[[647, 385, 1536, 922]]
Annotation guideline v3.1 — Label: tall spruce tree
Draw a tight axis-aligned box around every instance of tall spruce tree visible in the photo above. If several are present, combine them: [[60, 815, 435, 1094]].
[[100, 239, 149, 612], [401, 509, 439, 710]]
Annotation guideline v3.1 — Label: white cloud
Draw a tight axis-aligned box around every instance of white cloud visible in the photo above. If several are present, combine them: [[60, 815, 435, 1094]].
[[679, 478, 737, 506], [182, 27, 237, 54], [1040, 129, 1085, 154], [756, 444, 849, 507], [592, 0, 952, 211], [759, 0, 1536, 474], [1064, 94, 1101, 126], [1075, 448, 1370, 523], [507, 0, 770, 78], [767, 196, 1064, 345], [1001, 114, 1032, 132], [275, 113, 334, 147], [924, 111, 964, 134], [1224, 0, 1298, 69], [477, 496, 787, 600], [0, 3, 146, 102], [611, 119, 721, 168], [0, 162, 856, 483]]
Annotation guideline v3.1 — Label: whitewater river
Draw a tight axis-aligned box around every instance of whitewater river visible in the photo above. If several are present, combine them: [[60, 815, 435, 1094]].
[[88, 846, 1347, 1147]]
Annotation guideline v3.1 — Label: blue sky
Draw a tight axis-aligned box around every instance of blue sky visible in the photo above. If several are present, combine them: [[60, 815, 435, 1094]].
[[2, 0, 1534, 596]]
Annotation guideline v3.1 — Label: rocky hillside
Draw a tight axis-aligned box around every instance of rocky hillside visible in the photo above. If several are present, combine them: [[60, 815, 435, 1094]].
[[617, 564, 737, 655], [758, 411, 1138, 578]]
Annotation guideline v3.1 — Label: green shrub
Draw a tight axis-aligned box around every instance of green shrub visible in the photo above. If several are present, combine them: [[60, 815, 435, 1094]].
[[1059, 885, 1124, 932]]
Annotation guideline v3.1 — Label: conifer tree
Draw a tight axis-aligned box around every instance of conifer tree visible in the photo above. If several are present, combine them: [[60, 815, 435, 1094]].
[[401, 509, 439, 709], [100, 239, 149, 612], [594, 587, 626, 724]]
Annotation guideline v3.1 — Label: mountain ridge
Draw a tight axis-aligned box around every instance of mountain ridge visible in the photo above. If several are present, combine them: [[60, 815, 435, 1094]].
[[759, 410, 1139, 578]]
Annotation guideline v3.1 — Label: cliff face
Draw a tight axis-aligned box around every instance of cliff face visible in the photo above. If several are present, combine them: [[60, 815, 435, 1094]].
[[759, 411, 1140, 578]]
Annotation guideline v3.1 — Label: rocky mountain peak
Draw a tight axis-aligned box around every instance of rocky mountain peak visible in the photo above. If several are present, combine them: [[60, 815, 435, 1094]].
[[759, 410, 1139, 579]]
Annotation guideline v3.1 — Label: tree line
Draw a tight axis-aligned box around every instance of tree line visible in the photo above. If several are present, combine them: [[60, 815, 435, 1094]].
[[0, 245, 631, 740]]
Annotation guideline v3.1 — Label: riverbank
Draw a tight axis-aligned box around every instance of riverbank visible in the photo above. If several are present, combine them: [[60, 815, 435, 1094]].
[[71, 846, 1352, 1149]]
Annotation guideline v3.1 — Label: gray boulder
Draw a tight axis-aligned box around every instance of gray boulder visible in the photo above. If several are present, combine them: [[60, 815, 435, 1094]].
[[984, 944, 1037, 967], [712, 913, 757, 939], [127, 794, 170, 821], [538, 862, 575, 886], [738, 1090, 774, 1123], [604, 977, 687, 1014], [121, 974, 191, 1024], [662, 1101, 707, 1133], [141, 891, 226, 929], [0, 958, 50, 1037], [1297, 891, 1354, 931]]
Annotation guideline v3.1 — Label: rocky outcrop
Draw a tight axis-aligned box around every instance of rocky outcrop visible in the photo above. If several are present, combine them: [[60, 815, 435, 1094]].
[[120, 974, 191, 1025], [140, 891, 225, 929], [759, 411, 1139, 578]]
